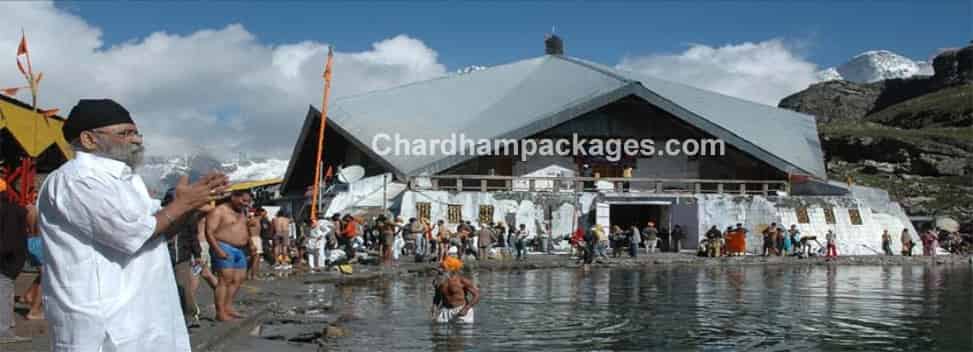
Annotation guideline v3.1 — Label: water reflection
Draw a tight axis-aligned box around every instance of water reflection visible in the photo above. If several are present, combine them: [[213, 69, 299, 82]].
[[317, 265, 972, 352]]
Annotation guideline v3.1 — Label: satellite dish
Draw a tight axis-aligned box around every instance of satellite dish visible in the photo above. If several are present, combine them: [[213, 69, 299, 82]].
[[337, 165, 365, 183]]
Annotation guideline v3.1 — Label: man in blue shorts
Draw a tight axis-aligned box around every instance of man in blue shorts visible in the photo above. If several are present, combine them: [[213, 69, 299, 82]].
[[204, 190, 254, 322], [20, 197, 45, 321]]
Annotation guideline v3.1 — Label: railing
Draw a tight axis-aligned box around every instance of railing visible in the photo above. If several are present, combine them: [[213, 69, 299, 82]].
[[409, 175, 790, 196]]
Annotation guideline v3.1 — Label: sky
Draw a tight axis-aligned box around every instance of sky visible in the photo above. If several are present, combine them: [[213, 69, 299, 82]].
[[0, 1, 969, 159]]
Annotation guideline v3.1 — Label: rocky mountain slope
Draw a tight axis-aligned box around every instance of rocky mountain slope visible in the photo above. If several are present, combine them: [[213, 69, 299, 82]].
[[780, 44, 972, 220]]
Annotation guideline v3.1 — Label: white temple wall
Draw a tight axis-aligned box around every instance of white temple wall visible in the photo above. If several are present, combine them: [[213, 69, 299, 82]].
[[324, 175, 914, 256], [696, 195, 915, 255]]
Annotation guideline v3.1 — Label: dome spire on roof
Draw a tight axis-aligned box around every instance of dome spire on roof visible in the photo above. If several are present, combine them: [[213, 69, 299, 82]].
[[545, 31, 563, 56]]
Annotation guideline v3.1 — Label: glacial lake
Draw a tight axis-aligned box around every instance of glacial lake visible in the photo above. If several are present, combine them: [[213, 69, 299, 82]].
[[238, 264, 973, 351]]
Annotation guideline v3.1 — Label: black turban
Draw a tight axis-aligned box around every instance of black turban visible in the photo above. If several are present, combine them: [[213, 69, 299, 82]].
[[62, 99, 135, 142]]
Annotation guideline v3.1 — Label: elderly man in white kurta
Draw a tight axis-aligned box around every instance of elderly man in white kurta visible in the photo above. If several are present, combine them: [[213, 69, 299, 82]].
[[38, 99, 228, 352]]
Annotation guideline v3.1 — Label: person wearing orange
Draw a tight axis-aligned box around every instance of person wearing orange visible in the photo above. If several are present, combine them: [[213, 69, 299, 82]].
[[725, 223, 748, 256], [340, 214, 359, 260], [431, 256, 479, 324]]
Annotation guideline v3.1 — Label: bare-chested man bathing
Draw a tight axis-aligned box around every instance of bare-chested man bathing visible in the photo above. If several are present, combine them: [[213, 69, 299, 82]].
[[431, 256, 480, 324]]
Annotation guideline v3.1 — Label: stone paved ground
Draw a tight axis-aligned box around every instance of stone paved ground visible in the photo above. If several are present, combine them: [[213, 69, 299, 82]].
[[6, 268, 275, 352]]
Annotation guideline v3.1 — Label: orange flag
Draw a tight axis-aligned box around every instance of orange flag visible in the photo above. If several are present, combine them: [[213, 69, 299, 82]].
[[16, 34, 27, 56], [1, 87, 21, 96], [40, 108, 59, 117], [325, 165, 333, 178], [16, 32, 28, 76]]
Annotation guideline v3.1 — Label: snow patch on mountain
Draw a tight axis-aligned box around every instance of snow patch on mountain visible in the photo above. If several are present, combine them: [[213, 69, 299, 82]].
[[138, 155, 288, 196], [816, 50, 933, 83], [815, 67, 844, 82], [223, 158, 289, 182], [455, 65, 487, 75]]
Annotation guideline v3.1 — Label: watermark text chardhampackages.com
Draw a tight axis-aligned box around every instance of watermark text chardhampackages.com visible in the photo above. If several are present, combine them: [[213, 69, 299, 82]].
[[372, 133, 725, 162]]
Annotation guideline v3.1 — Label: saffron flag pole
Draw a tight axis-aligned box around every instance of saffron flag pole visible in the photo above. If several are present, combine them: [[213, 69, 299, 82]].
[[2, 29, 57, 206], [310, 46, 334, 226]]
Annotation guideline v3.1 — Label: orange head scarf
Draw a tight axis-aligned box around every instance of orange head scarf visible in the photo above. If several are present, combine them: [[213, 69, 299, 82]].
[[441, 256, 463, 272]]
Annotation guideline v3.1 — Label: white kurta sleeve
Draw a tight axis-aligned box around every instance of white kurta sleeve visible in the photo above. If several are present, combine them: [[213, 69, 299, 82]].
[[62, 176, 158, 256]]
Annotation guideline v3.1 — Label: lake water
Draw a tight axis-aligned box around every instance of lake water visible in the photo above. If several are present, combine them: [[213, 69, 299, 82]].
[[276, 265, 973, 351]]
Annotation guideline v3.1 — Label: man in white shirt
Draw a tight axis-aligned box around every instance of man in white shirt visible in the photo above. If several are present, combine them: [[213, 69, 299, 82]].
[[306, 214, 332, 270], [825, 229, 838, 258], [38, 99, 229, 352]]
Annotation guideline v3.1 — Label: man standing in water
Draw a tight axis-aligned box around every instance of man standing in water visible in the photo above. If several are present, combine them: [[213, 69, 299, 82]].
[[431, 256, 480, 324], [205, 190, 254, 321]]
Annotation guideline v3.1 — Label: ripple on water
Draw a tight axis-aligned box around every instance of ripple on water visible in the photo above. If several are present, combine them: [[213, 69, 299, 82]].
[[303, 265, 973, 352]]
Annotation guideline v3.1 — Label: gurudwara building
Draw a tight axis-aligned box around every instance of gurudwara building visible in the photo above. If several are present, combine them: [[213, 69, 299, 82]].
[[279, 37, 915, 254]]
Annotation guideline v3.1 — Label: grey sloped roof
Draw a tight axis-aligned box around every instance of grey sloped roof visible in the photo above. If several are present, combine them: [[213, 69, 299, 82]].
[[324, 54, 826, 179], [559, 57, 826, 178]]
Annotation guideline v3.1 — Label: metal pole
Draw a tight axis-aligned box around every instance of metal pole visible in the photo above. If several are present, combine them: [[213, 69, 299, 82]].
[[383, 173, 388, 211]]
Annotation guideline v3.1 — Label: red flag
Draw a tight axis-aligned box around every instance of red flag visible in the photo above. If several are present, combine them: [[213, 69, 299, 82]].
[[1, 87, 20, 96], [325, 165, 333, 178], [16, 34, 27, 56]]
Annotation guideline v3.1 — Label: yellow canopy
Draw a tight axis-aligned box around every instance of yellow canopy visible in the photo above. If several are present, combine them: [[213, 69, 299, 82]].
[[0, 95, 73, 159], [226, 178, 283, 192]]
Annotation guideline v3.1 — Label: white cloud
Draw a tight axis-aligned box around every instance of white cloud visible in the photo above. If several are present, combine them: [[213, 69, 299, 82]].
[[616, 39, 820, 106], [0, 2, 446, 158]]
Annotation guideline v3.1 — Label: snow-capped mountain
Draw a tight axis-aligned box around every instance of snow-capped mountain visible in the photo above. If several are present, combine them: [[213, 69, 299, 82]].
[[138, 155, 288, 196], [223, 158, 289, 182], [816, 50, 933, 83], [455, 65, 487, 75], [815, 67, 844, 82]]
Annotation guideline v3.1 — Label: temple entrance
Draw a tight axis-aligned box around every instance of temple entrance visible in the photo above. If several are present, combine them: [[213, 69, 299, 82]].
[[608, 203, 670, 231], [595, 199, 699, 250]]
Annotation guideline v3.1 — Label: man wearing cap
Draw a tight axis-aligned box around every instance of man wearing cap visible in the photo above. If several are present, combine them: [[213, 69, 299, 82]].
[[38, 99, 229, 352]]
